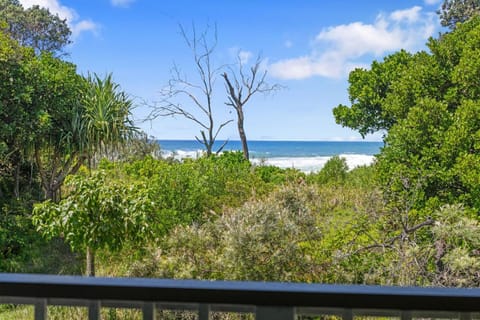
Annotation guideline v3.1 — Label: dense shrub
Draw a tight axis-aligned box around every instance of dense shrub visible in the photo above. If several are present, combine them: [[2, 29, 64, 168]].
[[308, 156, 348, 185], [123, 180, 390, 284]]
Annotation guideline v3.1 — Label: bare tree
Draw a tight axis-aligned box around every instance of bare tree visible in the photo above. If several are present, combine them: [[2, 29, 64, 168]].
[[149, 24, 232, 156], [222, 54, 282, 160]]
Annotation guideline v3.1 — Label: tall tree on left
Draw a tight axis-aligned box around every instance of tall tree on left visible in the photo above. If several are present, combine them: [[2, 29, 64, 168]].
[[0, 0, 71, 54], [0, 26, 36, 199], [31, 64, 136, 201]]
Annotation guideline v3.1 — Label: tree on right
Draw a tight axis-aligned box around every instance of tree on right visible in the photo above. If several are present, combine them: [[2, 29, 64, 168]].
[[333, 16, 480, 211]]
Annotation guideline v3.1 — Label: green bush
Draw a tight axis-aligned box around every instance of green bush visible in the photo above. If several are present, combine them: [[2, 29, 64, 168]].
[[309, 156, 348, 185]]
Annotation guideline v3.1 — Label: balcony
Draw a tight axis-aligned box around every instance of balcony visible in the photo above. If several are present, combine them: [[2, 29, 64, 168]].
[[1, 273, 480, 319]]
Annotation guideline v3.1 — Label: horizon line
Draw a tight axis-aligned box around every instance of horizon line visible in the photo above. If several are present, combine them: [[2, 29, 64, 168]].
[[154, 138, 383, 143]]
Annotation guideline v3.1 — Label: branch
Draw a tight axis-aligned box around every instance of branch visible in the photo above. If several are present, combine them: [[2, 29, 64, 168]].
[[152, 102, 209, 130], [215, 139, 230, 154], [339, 218, 435, 259], [223, 53, 283, 110], [213, 119, 234, 141]]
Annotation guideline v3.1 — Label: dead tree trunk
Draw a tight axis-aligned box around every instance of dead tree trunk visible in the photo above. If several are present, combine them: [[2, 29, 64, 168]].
[[222, 55, 282, 160]]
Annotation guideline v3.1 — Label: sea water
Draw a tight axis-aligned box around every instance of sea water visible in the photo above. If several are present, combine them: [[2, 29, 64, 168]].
[[157, 140, 383, 173]]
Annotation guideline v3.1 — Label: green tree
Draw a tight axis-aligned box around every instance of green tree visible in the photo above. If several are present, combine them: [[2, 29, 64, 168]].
[[82, 73, 136, 167], [335, 17, 480, 210], [30, 53, 87, 201], [379, 17, 480, 208], [332, 50, 413, 137], [33, 170, 157, 276], [312, 156, 349, 185], [0, 0, 71, 54], [438, 0, 480, 30], [0, 27, 36, 198], [31, 70, 136, 201]]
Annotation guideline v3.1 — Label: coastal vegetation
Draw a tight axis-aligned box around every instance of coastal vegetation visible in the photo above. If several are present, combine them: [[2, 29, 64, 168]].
[[1, 0, 480, 318]]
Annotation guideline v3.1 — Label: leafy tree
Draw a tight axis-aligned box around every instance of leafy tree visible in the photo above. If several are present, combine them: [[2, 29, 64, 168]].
[[81, 73, 136, 167], [332, 50, 413, 137], [122, 151, 264, 222], [438, 0, 480, 30], [30, 53, 87, 201], [311, 156, 349, 185], [336, 17, 480, 210], [33, 170, 157, 276], [0, 28, 36, 198], [31, 69, 135, 200], [0, 0, 71, 54]]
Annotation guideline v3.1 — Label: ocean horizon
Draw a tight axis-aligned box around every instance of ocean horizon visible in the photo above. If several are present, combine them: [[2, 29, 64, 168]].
[[157, 140, 383, 172]]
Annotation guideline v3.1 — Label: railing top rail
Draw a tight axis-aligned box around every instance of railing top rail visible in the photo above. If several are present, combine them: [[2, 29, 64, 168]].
[[1, 273, 480, 311]]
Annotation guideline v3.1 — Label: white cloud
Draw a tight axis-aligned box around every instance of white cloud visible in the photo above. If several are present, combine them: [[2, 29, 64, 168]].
[[424, 0, 442, 5], [269, 6, 438, 80], [228, 47, 255, 65], [19, 0, 74, 20], [111, 0, 136, 8], [18, 0, 98, 40], [390, 6, 422, 23], [72, 20, 99, 39], [238, 50, 253, 64], [284, 40, 293, 48]]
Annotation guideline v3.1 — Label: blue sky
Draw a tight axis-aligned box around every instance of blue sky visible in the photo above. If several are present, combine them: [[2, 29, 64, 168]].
[[20, 0, 444, 141]]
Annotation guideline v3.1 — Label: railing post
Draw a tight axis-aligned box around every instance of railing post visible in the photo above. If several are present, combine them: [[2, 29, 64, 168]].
[[88, 301, 101, 320], [199, 304, 210, 320], [34, 299, 47, 320], [256, 306, 295, 320], [460, 312, 472, 320], [143, 302, 156, 320], [342, 309, 353, 320], [401, 310, 412, 320]]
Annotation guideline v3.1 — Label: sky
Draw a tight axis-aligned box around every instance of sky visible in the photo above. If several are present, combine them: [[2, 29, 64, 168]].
[[19, 0, 445, 141]]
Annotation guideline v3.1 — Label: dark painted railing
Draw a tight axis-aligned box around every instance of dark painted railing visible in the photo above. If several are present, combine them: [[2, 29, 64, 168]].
[[1, 273, 480, 319]]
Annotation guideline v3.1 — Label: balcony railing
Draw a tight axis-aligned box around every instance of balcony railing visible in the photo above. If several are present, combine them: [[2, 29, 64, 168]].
[[1, 273, 480, 319]]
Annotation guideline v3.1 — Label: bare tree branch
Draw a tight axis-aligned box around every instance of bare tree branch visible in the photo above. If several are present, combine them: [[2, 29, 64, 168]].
[[222, 52, 283, 159], [338, 217, 435, 259], [148, 23, 232, 156]]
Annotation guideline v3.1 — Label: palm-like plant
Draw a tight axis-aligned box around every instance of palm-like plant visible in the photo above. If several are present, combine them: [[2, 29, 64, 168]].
[[81, 73, 136, 166]]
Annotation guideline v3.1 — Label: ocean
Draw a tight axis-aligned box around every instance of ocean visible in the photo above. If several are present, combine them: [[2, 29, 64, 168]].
[[158, 140, 383, 173]]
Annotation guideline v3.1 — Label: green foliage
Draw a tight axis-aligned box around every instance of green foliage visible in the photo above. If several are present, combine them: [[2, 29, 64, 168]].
[[0, 201, 35, 271], [438, 0, 480, 30], [333, 50, 413, 137], [81, 73, 136, 159], [337, 17, 480, 211], [144, 184, 322, 281], [0, 0, 71, 54], [123, 176, 389, 284], [32, 170, 158, 253], [430, 204, 480, 286], [254, 165, 305, 185], [121, 152, 267, 224], [309, 156, 348, 185]]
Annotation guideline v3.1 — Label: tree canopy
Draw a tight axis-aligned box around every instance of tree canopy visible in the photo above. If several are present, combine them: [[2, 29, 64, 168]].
[[334, 16, 480, 210], [438, 0, 480, 29], [0, 0, 71, 54]]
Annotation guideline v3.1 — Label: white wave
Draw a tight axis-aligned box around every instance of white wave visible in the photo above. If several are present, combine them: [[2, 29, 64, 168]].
[[161, 149, 205, 160], [252, 154, 375, 173], [162, 149, 375, 173], [339, 154, 376, 171]]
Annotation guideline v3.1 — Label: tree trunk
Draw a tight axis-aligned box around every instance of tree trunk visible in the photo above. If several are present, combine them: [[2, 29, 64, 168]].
[[14, 162, 20, 199], [86, 246, 95, 277], [237, 110, 249, 160]]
